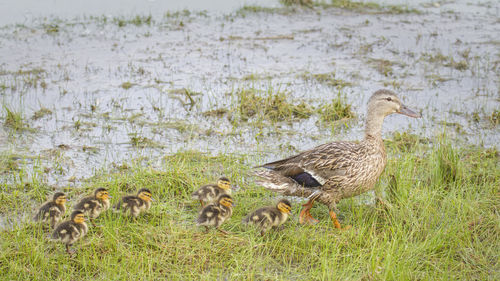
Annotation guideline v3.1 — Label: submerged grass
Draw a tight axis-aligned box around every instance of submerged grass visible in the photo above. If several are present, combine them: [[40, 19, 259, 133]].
[[236, 88, 314, 122], [3, 106, 29, 132], [233, 87, 353, 124], [1, 138, 498, 279]]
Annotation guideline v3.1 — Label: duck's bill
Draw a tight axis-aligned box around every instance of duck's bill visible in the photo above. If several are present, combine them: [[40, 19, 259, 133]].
[[398, 104, 421, 118]]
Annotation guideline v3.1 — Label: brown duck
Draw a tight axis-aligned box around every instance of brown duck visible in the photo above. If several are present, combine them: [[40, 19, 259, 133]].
[[255, 89, 421, 228]]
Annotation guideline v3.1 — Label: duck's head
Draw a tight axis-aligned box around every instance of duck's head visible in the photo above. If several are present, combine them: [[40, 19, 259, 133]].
[[367, 89, 421, 118], [53, 192, 66, 206], [217, 177, 231, 190], [218, 194, 233, 208], [71, 210, 86, 224], [94, 188, 111, 201], [276, 199, 292, 214], [137, 188, 153, 202]]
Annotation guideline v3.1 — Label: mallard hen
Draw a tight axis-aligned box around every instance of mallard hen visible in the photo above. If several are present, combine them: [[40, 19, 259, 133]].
[[255, 89, 420, 228]]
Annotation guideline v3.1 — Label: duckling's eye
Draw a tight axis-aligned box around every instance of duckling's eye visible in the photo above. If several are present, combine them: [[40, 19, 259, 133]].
[[386, 97, 392, 101]]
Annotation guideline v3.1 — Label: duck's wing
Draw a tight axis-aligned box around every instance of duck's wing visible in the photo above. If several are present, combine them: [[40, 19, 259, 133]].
[[258, 141, 363, 188]]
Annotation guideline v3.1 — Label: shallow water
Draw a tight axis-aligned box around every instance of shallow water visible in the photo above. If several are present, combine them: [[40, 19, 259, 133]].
[[0, 0, 499, 189]]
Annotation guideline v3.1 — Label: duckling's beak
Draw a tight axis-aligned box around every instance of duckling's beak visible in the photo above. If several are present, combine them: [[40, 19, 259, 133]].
[[398, 104, 421, 118], [150, 198, 155, 202]]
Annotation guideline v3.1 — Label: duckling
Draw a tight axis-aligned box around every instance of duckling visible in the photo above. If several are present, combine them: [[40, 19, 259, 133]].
[[243, 199, 292, 236], [196, 194, 233, 234], [73, 188, 111, 220], [114, 188, 153, 218], [51, 210, 88, 255], [192, 177, 232, 207], [33, 192, 67, 229]]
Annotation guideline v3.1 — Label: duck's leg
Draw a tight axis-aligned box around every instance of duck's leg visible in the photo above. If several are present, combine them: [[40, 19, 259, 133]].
[[328, 210, 342, 229], [328, 205, 351, 229], [199, 200, 204, 207], [299, 198, 319, 224]]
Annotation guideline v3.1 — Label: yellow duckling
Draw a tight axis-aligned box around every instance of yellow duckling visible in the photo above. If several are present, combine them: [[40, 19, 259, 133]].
[[114, 188, 153, 218], [196, 194, 233, 234], [51, 210, 88, 254], [192, 177, 232, 207], [243, 199, 292, 235], [73, 188, 111, 220], [33, 192, 67, 229]]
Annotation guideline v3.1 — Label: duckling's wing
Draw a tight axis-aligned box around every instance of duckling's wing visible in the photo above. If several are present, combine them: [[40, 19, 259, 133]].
[[244, 207, 275, 227], [196, 204, 221, 226], [74, 196, 98, 211], [52, 221, 71, 239], [34, 202, 52, 221], [191, 184, 217, 200]]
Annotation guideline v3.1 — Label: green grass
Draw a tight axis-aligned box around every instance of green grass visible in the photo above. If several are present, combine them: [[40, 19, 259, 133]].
[[0, 139, 499, 279]]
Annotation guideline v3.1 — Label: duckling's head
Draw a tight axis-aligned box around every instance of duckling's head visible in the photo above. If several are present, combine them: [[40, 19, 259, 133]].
[[217, 194, 233, 208], [53, 192, 66, 206], [71, 210, 86, 224], [276, 199, 292, 214], [94, 188, 111, 201], [137, 188, 153, 202], [367, 89, 420, 118], [217, 177, 231, 190]]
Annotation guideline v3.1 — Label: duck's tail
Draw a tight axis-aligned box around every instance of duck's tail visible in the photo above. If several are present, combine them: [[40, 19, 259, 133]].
[[253, 169, 318, 198]]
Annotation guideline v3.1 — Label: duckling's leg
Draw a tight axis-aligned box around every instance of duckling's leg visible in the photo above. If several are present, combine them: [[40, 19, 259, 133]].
[[204, 226, 209, 233], [216, 227, 229, 235], [65, 244, 76, 255], [299, 199, 319, 224], [199, 200, 205, 207]]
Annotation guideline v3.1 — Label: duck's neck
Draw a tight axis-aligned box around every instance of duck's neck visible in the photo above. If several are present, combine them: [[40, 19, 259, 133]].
[[364, 110, 386, 141]]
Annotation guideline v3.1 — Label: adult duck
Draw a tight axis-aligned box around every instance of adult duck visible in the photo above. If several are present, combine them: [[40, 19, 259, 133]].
[[255, 89, 421, 228]]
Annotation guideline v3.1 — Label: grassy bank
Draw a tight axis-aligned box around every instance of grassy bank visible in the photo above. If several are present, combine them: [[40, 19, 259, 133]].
[[0, 136, 499, 280]]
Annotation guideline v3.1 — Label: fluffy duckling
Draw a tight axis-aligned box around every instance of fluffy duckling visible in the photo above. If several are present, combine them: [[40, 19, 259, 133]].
[[34, 192, 67, 229], [114, 188, 153, 218], [196, 194, 233, 234], [51, 210, 88, 254], [243, 199, 292, 235], [192, 177, 232, 207], [73, 188, 111, 220]]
